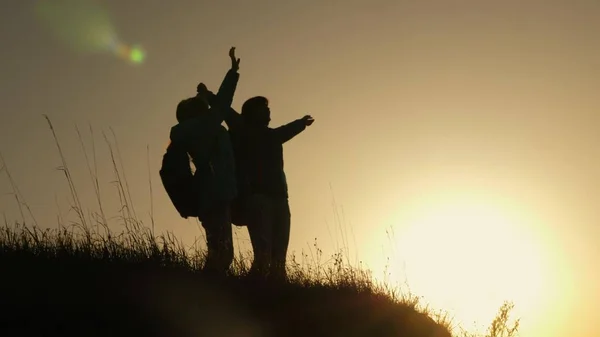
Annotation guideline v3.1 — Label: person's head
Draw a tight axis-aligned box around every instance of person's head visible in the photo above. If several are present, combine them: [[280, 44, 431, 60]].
[[241, 96, 270, 127], [176, 97, 209, 123], [175, 84, 211, 123]]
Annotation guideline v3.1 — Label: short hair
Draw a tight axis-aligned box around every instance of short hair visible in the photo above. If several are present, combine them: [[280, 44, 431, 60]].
[[241, 96, 269, 118]]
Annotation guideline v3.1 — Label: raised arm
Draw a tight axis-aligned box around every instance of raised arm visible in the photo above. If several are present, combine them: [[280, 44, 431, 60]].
[[215, 47, 241, 107], [199, 87, 243, 131], [207, 94, 243, 131], [272, 115, 315, 144], [205, 47, 244, 130]]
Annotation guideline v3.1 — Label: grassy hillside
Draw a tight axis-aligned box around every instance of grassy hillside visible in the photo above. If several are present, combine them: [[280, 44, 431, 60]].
[[0, 223, 519, 337], [0, 223, 433, 337], [0, 117, 520, 337]]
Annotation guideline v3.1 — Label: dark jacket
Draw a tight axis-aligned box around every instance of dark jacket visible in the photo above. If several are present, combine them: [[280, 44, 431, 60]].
[[229, 118, 307, 199], [169, 69, 240, 210]]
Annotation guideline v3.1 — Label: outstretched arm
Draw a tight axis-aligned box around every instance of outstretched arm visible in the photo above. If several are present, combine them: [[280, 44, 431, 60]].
[[272, 115, 315, 144]]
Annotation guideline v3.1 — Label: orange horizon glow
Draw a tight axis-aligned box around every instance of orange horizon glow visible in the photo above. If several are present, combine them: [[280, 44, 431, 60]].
[[1, 2, 599, 337]]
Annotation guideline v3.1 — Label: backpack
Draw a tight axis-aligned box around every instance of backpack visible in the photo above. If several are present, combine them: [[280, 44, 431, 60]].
[[159, 141, 199, 219], [160, 98, 217, 220], [161, 96, 239, 221], [159, 118, 226, 220]]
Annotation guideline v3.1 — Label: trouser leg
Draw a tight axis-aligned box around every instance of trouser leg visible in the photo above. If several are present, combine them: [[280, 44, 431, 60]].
[[201, 202, 233, 275], [270, 197, 291, 279], [246, 194, 273, 276]]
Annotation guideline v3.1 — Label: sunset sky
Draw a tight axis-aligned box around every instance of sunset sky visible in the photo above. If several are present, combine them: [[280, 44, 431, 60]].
[[1, 1, 599, 336]]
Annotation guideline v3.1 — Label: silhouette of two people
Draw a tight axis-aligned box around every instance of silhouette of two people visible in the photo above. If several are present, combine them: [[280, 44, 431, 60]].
[[169, 47, 314, 279]]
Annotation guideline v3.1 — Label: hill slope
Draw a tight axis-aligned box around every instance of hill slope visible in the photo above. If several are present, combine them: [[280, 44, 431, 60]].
[[0, 224, 452, 337]]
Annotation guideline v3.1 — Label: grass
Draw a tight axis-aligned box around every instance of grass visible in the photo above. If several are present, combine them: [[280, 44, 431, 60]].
[[0, 117, 521, 337]]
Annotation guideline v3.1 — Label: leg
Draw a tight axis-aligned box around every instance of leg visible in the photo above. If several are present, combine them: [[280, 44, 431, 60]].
[[246, 194, 274, 276], [270, 198, 291, 280], [201, 202, 233, 275]]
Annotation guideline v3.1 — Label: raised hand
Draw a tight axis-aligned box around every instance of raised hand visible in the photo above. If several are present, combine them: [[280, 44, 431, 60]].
[[302, 115, 315, 126], [196, 82, 213, 103], [229, 47, 241, 71], [197, 82, 208, 94]]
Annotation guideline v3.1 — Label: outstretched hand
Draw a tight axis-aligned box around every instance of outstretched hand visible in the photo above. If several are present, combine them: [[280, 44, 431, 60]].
[[229, 47, 241, 71], [302, 115, 315, 126]]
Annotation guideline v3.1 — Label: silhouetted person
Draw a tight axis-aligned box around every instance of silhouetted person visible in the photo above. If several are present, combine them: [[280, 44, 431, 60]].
[[230, 96, 315, 279], [169, 48, 241, 275]]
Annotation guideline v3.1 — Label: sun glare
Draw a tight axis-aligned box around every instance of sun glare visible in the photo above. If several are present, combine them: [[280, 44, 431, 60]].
[[390, 197, 549, 333]]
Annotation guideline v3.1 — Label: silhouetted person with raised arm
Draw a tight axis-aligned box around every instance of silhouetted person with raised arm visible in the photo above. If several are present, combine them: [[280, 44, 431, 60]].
[[168, 48, 241, 275]]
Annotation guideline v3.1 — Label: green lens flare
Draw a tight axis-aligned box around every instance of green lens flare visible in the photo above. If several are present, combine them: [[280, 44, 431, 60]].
[[130, 46, 146, 64], [35, 0, 146, 66]]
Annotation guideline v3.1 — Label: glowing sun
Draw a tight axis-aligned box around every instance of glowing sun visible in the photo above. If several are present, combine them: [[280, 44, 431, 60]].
[[391, 197, 549, 332]]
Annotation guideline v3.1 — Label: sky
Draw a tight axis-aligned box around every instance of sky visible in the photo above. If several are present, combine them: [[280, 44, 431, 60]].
[[1, 0, 599, 336]]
